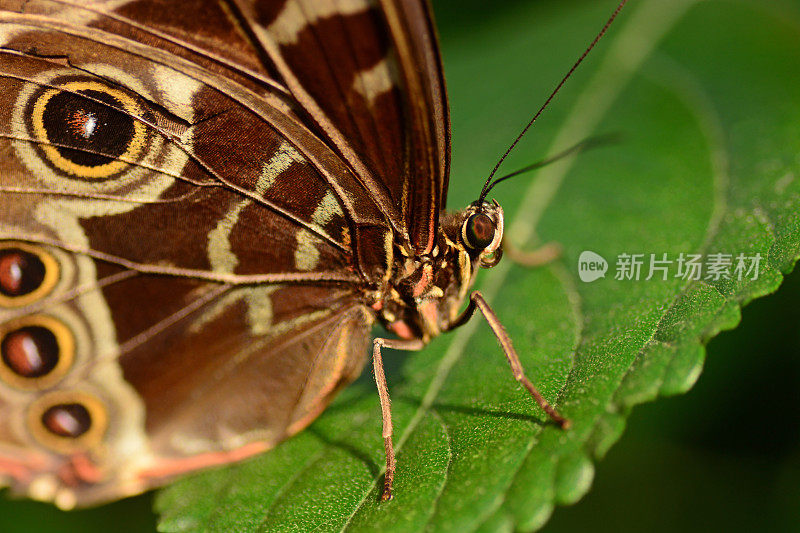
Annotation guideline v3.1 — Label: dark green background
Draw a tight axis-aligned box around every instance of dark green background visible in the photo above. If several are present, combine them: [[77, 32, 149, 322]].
[[1, 1, 798, 531]]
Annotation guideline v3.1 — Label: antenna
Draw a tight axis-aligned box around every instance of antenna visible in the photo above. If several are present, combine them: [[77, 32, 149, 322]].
[[481, 133, 621, 198], [479, 0, 629, 204]]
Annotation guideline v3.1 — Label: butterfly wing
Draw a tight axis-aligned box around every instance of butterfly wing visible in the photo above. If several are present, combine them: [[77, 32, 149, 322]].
[[0, 1, 395, 507], [229, 0, 451, 254]]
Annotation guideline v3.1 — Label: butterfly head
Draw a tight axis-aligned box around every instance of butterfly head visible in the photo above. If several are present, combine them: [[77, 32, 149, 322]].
[[460, 200, 504, 268]]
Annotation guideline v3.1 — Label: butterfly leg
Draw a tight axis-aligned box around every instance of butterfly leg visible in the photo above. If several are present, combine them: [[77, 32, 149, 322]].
[[372, 337, 425, 501], [448, 291, 571, 429], [502, 238, 562, 267]]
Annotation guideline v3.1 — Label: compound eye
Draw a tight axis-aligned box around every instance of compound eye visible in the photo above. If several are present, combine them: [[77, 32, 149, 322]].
[[462, 213, 497, 251]]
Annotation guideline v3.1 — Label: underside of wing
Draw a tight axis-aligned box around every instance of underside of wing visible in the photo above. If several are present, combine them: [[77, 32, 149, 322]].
[[0, 7, 395, 281], [1, 1, 451, 254], [227, 0, 451, 253], [0, 257, 374, 505], [0, 5, 391, 508], [2, 0, 283, 93]]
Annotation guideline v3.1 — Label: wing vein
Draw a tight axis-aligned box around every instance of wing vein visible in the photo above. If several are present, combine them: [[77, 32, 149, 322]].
[[0, 235, 361, 285]]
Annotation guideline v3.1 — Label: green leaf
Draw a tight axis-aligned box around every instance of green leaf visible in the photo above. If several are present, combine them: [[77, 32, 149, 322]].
[[154, 0, 800, 531]]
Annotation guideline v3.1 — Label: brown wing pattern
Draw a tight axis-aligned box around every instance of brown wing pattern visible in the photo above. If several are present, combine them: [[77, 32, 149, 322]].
[[0, 0, 409, 507], [230, 0, 450, 253], [0, 258, 373, 505], [10, 0, 283, 93], [0, 9, 396, 280]]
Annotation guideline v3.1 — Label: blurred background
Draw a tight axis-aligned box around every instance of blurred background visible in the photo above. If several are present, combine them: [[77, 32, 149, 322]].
[[1, 1, 798, 531]]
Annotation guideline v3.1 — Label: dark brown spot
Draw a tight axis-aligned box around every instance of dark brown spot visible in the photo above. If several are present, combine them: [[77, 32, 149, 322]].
[[253, 0, 287, 24], [1, 326, 59, 378], [41, 403, 91, 438], [42, 89, 134, 168], [0, 248, 46, 297]]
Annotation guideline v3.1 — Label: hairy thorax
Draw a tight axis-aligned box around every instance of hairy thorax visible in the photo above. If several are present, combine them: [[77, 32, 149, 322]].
[[371, 202, 505, 343]]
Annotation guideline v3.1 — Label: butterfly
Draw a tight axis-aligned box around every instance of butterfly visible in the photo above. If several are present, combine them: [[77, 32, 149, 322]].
[[0, 0, 624, 509]]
